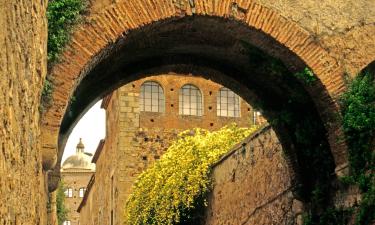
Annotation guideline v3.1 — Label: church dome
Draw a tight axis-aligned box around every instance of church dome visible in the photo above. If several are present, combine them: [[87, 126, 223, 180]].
[[62, 139, 95, 171]]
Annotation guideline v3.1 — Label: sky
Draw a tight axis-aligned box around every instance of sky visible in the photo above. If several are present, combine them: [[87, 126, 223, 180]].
[[61, 100, 106, 164]]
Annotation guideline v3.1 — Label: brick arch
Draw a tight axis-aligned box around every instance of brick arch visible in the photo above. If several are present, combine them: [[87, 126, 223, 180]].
[[358, 59, 375, 75], [41, 0, 348, 177]]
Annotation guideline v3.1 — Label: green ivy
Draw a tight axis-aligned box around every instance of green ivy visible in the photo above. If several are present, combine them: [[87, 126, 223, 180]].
[[294, 67, 317, 85], [57, 181, 68, 225], [302, 208, 353, 225], [40, 78, 54, 113], [340, 71, 375, 225], [240, 41, 337, 224], [341, 72, 375, 178], [47, 0, 87, 64]]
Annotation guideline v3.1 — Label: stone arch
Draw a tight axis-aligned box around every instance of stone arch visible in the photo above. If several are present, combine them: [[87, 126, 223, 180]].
[[41, 0, 349, 191]]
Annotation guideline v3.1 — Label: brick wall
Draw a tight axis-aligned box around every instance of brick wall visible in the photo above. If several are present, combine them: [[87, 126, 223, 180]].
[[0, 0, 48, 224], [41, 0, 365, 174], [61, 170, 94, 225], [78, 74, 262, 224], [85, 0, 375, 76]]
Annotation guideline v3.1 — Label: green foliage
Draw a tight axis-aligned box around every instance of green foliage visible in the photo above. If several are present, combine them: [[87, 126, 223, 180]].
[[47, 0, 87, 63], [125, 124, 258, 225], [302, 71, 375, 225], [355, 183, 375, 225], [302, 208, 353, 225], [294, 67, 317, 85], [57, 181, 68, 225], [241, 41, 336, 222], [340, 71, 375, 225], [341, 72, 375, 178], [40, 78, 54, 113]]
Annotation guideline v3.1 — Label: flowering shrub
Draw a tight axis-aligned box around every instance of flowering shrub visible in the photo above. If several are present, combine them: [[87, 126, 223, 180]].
[[125, 124, 258, 225]]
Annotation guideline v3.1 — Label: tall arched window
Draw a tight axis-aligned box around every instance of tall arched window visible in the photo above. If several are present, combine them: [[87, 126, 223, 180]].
[[217, 87, 240, 117], [179, 84, 203, 116], [140, 81, 164, 112]]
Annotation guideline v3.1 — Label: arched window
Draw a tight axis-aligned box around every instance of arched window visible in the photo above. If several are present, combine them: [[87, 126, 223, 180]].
[[64, 188, 73, 198], [217, 87, 240, 117], [140, 81, 164, 112], [179, 84, 203, 116], [63, 221, 71, 225], [79, 187, 86, 198]]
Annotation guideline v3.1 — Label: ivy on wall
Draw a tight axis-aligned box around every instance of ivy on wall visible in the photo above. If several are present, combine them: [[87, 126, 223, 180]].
[[47, 0, 87, 64], [57, 181, 68, 225], [340, 71, 375, 225], [303, 71, 375, 225], [125, 124, 258, 225], [41, 0, 87, 112]]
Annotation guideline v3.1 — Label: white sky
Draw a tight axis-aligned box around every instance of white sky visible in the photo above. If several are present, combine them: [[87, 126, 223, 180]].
[[61, 101, 106, 164]]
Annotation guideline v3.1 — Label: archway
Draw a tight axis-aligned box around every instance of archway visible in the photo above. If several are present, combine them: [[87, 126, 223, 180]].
[[42, 0, 348, 205]]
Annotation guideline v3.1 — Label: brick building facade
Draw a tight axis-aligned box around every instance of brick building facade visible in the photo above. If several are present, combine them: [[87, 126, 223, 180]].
[[77, 73, 264, 224], [61, 139, 95, 225]]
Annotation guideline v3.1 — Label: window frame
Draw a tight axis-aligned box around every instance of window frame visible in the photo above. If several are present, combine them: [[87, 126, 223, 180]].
[[64, 188, 73, 198], [216, 87, 241, 117], [179, 84, 203, 116], [79, 187, 86, 198], [139, 81, 165, 113]]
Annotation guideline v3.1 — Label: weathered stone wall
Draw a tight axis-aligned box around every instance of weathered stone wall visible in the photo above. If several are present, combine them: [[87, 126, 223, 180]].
[[205, 126, 303, 225], [0, 0, 48, 224], [252, 0, 375, 76]]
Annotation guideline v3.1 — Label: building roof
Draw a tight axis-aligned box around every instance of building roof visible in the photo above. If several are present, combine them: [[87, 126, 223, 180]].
[[92, 139, 105, 163], [61, 139, 96, 171]]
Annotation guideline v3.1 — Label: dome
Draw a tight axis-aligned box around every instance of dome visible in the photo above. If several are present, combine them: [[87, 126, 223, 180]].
[[62, 153, 95, 170], [61, 139, 95, 171]]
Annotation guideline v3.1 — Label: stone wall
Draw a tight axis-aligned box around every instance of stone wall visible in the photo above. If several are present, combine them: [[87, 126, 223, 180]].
[[252, 0, 375, 75], [0, 0, 48, 224], [205, 126, 303, 225]]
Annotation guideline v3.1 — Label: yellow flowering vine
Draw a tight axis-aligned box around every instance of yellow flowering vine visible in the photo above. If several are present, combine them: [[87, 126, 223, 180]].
[[125, 124, 258, 225]]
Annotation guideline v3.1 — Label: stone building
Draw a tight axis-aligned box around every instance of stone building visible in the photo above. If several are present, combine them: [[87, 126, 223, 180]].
[[1, 1, 374, 224], [61, 139, 95, 225], [77, 73, 265, 224]]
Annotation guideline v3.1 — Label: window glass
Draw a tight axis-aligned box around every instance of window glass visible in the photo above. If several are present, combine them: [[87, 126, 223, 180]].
[[79, 188, 86, 198], [140, 81, 164, 112], [64, 188, 73, 198], [217, 87, 240, 117], [179, 85, 203, 116]]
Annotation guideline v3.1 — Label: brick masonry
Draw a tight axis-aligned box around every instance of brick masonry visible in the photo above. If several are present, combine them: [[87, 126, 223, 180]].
[[0, 0, 373, 224], [78, 74, 263, 225], [38, 0, 375, 177]]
